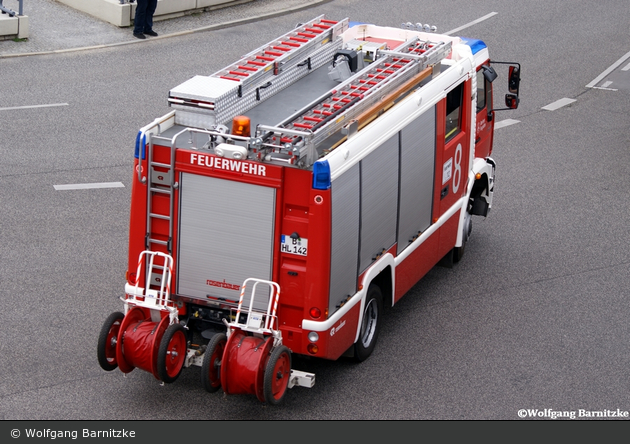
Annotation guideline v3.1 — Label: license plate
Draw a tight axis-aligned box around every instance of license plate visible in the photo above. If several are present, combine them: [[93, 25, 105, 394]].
[[281, 234, 308, 256]]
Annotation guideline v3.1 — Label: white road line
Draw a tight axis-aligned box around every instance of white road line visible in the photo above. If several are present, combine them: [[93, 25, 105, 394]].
[[542, 98, 576, 111], [445, 12, 498, 35], [0, 103, 69, 111], [586, 50, 630, 88], [54, 182, 125, 190], [622, 62, 630, 72], [494, 119, 520, 129]]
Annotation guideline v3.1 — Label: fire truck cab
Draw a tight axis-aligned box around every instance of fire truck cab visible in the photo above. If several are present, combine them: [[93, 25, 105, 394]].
[[97, 16, 520, 404]]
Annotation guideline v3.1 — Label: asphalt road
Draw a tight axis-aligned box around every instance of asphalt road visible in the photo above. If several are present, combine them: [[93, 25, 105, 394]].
[[1, 0, 629, 421]]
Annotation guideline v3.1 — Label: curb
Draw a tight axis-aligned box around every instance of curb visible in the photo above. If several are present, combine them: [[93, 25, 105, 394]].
[[0, 0, 332, 58]]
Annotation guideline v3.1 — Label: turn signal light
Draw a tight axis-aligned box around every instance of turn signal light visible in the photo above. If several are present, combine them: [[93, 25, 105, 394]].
[[232, 115, 251, 137], [307, 343, 319, 355], [475, 173, 482, 180]]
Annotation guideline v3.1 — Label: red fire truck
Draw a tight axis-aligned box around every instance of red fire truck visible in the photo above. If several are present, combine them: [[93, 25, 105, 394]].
[[97, 16, 520, 404]]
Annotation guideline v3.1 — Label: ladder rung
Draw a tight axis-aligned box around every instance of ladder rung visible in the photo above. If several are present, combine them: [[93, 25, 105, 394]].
[[150, 161, 171, 168], [303, 116, 323, 122], [313, 109, 332, 116], [148, 238, 168, 246], [150, 187, 172, 195], [150, 213, 170, 220], [238, 65, 258, 72]]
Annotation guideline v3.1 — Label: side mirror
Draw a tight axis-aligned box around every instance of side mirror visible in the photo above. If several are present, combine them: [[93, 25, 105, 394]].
[[485, 60, 521, 112], [481, 64, 497, 83], [505, 93, 519, 109], [508, 65, 520, 95]]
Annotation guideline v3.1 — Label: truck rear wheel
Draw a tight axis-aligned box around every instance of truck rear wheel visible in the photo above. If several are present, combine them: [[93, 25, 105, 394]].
[[353, 284, 383, 362]]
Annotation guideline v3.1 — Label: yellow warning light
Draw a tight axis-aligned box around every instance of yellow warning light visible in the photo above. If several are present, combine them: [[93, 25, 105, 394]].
[[231, 115, 251, 137], [475, 173, 482, 180]]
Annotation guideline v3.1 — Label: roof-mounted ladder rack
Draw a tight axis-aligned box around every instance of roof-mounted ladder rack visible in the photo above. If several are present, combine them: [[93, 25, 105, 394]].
[[211, 15, 348, 91], [255, 38, 451, 165]]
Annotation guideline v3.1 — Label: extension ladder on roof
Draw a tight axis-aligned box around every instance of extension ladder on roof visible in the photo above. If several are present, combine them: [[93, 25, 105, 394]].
[[268, 37, 452, 150], [212, 15, 347, 90]]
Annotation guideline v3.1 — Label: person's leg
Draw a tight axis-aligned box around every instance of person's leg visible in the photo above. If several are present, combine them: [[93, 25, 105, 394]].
[[144, 0, 158, 33], [133, 0, 148, 36]]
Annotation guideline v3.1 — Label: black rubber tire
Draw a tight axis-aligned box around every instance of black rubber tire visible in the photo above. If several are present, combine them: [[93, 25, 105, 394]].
[[201, 333, 227, 393], [97, 311, 124, 371], [353, 284, 383, 362], [263, 345, 292, 405], [453, 212, 472, 263], [157, 323, 187, 384]]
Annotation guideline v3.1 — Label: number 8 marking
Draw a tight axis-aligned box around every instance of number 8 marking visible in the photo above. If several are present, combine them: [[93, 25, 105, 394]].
[[453, 143, 462, 193]]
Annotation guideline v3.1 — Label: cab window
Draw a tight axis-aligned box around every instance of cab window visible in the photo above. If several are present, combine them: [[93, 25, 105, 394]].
[[476, 69, 492, 114], [445, 82, 463, 142], [476, 70, 486, 112]]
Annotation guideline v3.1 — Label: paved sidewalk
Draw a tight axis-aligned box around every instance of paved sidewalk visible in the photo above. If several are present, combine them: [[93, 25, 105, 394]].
[[0, 0, 328, 57]]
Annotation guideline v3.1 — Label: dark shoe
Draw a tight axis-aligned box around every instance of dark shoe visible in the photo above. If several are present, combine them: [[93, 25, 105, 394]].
[[144, 30, 158, 37], [133, 33, 146, 39]]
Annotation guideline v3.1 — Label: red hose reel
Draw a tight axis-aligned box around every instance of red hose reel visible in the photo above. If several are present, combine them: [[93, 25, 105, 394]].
[[97, 251, 187, 384], [97, 256, 293, 403]]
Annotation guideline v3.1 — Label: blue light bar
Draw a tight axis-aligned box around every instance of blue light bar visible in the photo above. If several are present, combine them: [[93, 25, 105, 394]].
[[312, 160, 331, 190], [134, 131, 146, 160], [460, 37, 487, 55]]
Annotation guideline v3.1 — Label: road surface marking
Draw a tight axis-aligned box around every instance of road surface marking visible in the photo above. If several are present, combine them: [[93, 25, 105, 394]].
[[54, 182, 125, 190], [586, 50, 630, 88], [0, 103, 69, 111], [494, 119, 520, 129], [445, 12, 498, 35], [542, 98, 576, 111]]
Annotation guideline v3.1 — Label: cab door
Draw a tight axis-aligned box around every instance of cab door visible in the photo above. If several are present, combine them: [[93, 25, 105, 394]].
[[474, 63, 495, 158], [437, 79, 471, 216], [434, 79, 472, 260]]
